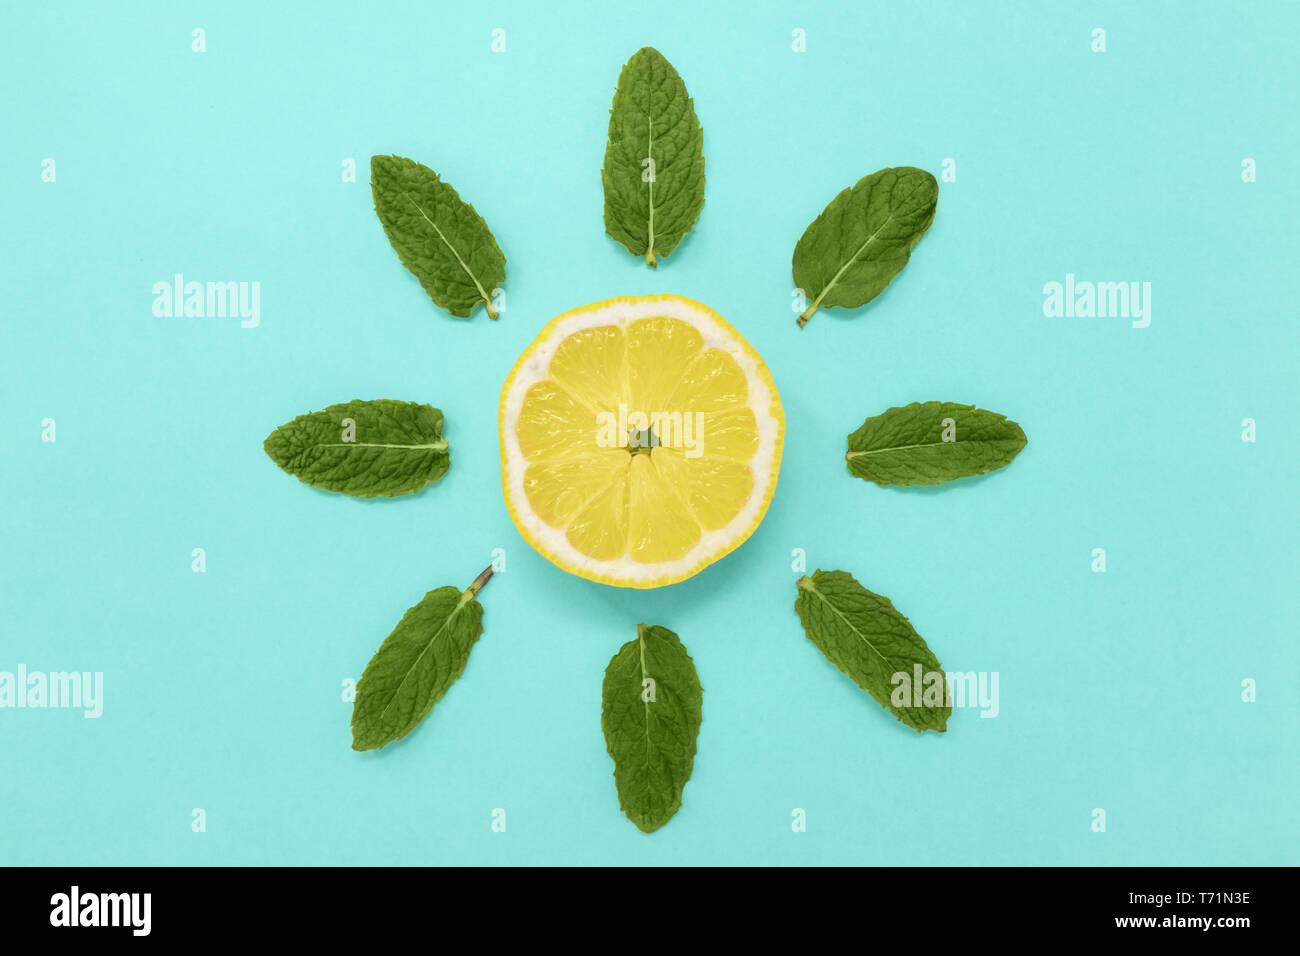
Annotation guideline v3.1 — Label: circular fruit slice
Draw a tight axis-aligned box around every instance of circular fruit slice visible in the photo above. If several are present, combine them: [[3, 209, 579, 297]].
[[499, 294, 784, 588]]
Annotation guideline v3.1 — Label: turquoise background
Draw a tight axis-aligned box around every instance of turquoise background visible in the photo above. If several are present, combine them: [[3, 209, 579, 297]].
[[2, 0, 1297, 866]]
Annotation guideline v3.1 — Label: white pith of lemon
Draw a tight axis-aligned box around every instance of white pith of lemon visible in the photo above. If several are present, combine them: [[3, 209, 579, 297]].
[[499, 294, 784, 589]]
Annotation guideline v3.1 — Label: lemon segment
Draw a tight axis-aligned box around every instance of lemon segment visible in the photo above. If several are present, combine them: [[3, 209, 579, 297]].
[[522, 453, 626, 527], [547, 325, 627, 411], [651, 450, 755, 531], [666, 348, 750, 413], [563, 471, 629, 561], [627, 454, 702, 563], [499, 294, 784, 588], [626, 317, 706, 410]]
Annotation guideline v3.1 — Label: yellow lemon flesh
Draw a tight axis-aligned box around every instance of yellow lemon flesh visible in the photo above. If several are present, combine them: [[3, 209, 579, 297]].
[[499, 294, 784, 588]]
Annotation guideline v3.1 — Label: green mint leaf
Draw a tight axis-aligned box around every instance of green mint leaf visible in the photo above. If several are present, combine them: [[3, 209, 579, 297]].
[[601, 47, 705, 268], [795, 570, 950, 733], [601, 624, 703, 832], [793, 166, 938, 326], [263, 399, 450, 498], [351, 566, 494, 751], [846, 401, 1027, 486], [370, 154, 505, 318]]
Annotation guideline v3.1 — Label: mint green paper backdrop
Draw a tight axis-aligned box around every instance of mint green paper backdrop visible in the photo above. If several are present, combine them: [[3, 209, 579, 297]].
[[2, 0, 1296, 865]]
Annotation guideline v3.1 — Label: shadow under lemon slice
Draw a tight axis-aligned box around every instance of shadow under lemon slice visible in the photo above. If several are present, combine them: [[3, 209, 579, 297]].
[[499, 294, 784, 588]]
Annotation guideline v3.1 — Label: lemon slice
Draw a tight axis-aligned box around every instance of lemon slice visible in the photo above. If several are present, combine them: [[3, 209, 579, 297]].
[[499, 294, 784, 588]]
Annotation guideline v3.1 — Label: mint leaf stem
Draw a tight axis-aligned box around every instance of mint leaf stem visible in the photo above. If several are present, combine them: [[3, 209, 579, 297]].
[[796, 297, 822, 327], [467, 564, 494, 597]]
